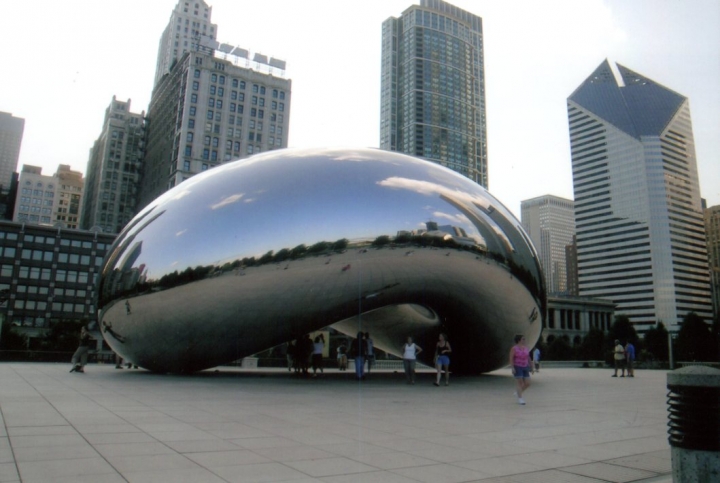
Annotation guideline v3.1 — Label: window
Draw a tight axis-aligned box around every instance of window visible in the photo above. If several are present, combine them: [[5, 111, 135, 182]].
[[189, 106, 196, 116], [216, 100, 223, 109], [207, 110, 214, 120], [273, 89, 278, 98], [202, 163, 208, 171], [188, 119, 195, 128], [208, 98, 215, 107], [252, 84, 258, 93], [211, 73, 217, 82], [218, 87, 224, 97], [260, 86, 266, 95], [194, 69, 201, 78], [211, 151, 218, 161], [240, 81, 246, 89], [191, 93, 197, 103], [232, 79, 238, 88], [279, 91, 285, 100], [186, 132, 194, 142], [279, 103, 285, 111], [185, 146, 192, 156], [192, 81, 199, 91]]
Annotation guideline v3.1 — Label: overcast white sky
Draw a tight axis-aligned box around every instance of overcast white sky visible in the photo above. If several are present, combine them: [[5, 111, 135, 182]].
[[1, 0, 718, 217]]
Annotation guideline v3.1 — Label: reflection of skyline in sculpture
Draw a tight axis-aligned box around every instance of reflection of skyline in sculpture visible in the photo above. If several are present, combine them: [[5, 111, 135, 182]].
[[97, 148, 545, 374]]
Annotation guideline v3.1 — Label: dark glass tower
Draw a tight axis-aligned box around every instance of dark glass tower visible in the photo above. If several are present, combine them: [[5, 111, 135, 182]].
[[568, 60, 712, 332], [380, 0, 487, 187]]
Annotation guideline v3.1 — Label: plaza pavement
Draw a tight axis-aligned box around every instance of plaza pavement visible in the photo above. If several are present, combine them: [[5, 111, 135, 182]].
[[0, 363, 673, 483]]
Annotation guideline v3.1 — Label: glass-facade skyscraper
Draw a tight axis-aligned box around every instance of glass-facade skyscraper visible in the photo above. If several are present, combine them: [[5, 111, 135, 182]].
[[380, 0, 488, 187], [567, 60, 712, 332], [521, 195, 575, 295]]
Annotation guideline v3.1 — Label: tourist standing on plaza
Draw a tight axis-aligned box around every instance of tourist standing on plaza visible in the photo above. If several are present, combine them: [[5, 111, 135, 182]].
[[311, 334, 325, 377], [434, 333, 452, 386], [532, 346, 541, 373], [336, 340, 348, 371], [351, 331, 368, 380], [402, 336, 422, 384], [509, 334, 531, 405], [286, 340, 295, 372], [365, 332, 375, 375], [625, 341, 635, 378], [70, 324, 93, 373], [298, 335, 313, 376], [612, 339, 626, 377]]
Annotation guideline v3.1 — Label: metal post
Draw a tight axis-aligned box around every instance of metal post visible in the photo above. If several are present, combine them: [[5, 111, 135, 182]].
[[667, 366, 720, 482]]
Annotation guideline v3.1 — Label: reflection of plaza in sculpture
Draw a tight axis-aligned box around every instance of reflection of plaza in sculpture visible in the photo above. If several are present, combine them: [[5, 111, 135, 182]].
[[98, 148, 545, 374]]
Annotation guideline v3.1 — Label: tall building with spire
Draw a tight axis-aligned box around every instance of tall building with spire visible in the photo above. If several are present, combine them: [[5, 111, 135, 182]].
[[380, 0, 488, 187], [567, 60, 712, 332], [81, 97, 146, 234], [138, 0, 291, 212], [521, 195, 575, 295]]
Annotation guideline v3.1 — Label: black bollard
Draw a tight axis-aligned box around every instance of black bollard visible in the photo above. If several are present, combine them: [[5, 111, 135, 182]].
[[667, 365, 720, 482]]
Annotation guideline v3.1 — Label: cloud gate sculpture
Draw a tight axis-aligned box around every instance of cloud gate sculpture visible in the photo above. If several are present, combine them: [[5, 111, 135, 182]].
[[98, 148, 545, 374]]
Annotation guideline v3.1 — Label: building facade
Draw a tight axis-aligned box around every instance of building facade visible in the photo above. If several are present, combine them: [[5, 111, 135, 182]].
[[14, 165, 84, 229], [380, 0, 488, 187], [138, 4, 291, 211], [0, 221, 115, 343], [567, 60, 712, 333], [705, 205, 720, 318], [154, 0, 217, 88], [521, 195, 575, 294], [0, 112, 24, 194], [543, 295, 615, 345], [81, 97, 145, 234]]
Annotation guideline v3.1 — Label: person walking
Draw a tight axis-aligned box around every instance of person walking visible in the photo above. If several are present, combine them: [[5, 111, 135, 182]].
[[351, 331, 368, 380], [311, 334, 325, 377], [434, 333, 452, 386], [532, 346, 541, 373], [365, 332, 375, 375], [625, 341, 635, 378], [509, 334, 531, 405], [612, 339, 626, 377], [402, 336, 423, 384], [336, 340, 348, 371], [69, 324, 93, 373]]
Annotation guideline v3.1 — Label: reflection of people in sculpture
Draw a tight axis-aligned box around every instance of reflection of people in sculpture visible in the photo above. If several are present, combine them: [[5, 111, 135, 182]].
[[434, 333, 452, 386], [311, 334, 324, 377], [69, 323, 93, 373], [402, 336, 422, 384], [125, 300, 131, 315], [102, 320, 126, 343]]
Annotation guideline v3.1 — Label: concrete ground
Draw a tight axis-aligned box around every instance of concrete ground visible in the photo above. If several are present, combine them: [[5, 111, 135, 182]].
[[0, 363, 673, 483]]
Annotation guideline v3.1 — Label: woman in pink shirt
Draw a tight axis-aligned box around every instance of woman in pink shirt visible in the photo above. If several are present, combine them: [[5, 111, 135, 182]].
[[509, 334, 531, 405]]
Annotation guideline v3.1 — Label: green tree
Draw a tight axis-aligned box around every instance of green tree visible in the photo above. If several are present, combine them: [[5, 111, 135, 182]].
[[675, 312, 714, 361], [643, 322, 669, 361], [577, 328, 605, 360], [546, 336, 573, 360], [371, 235, 391, 247], [332, 239, 349, 251], [0, 321, 28, 353]]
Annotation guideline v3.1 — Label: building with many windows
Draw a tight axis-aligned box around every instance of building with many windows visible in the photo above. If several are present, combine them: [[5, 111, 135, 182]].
[[14, 165, 84, 229], [154, 0, 217, 88], [138, 1, 291, 211], [0, 111, 24, 194], [0, 221, 115, 344], [81, 97, 145, 234], [521, 195, 575, 295], [380, 0, 488, 187], [567, 60, 712, 333], [704, 205, 720, 318]]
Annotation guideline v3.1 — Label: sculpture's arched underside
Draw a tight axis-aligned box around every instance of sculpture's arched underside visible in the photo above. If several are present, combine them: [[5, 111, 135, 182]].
[[98, 148, 545, 374]]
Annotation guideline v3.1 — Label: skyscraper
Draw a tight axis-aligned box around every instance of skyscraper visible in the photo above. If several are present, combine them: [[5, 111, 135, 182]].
[[521, 195, 575, 295], [138, 1, 291, 212], [81, 97, 146, 234], [0, 111, 25, 194], [704, 205, 720, 318], [380, 0, 488, 187], [153, 0, 217, 88], [567, 60, 712, 332]]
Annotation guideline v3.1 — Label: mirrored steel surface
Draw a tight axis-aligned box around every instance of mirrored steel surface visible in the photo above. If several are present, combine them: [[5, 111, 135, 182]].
[[98, 148, 545, 373]]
